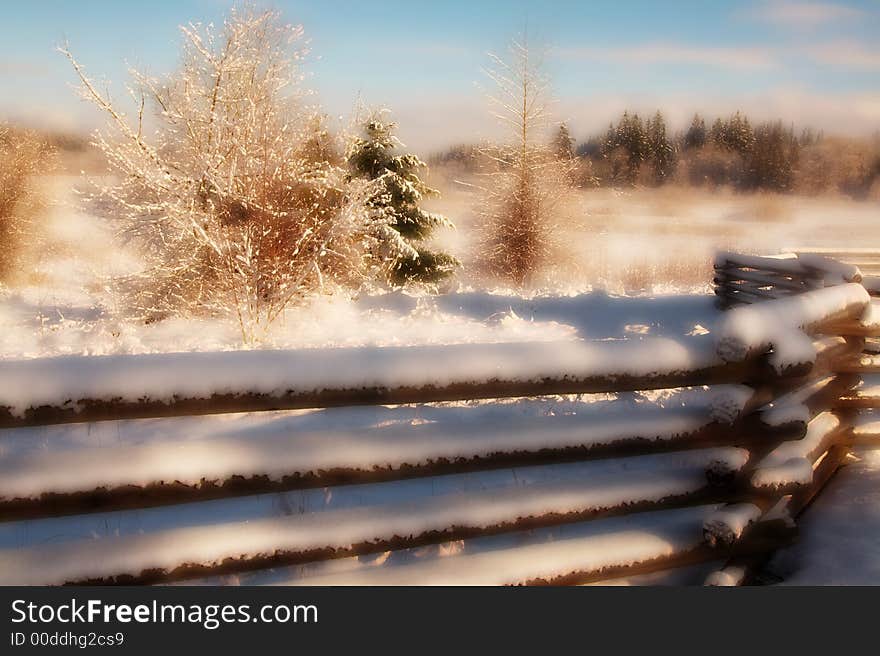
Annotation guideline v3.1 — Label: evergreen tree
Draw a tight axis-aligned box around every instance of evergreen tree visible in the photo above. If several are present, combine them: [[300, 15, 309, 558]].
[[745, 121, 799, 191], [712, 111, 754, 156], [601, 122, 617, 154], [347, 112, 458, 285], [599, 112, 651, 185], [725, 111, 755, 156], [552, 122, 575, 160], [684, 113, 707, 150], [647, 111, 677, 184], [710, 117, 726, 148]]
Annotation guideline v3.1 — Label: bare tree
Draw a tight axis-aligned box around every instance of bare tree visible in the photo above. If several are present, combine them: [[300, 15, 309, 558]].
[[61, 7, 392, 341], [477, 38, 576, 287]]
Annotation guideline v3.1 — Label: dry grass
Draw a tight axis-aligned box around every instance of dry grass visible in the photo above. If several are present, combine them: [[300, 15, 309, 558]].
[[0, 125, 54, 284], [746, 193, 792, 223]]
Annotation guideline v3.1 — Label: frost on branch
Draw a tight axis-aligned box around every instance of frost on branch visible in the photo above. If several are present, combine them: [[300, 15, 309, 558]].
[[475, 38, 578, 287], [60, 8, 392, 342]]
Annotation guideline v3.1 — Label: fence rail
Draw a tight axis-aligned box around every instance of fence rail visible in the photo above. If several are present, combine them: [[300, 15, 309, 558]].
[[0, 251, 877, 586]]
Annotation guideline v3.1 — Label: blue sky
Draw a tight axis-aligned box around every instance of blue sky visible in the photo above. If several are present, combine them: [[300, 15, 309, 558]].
[[1, 1, 878, 150]]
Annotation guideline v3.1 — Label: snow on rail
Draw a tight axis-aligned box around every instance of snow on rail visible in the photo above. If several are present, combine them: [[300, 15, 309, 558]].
[[702, 503, 763, 548], [750, 412, 842, 491], [715, 251, 862, 285], [758, 376, 836, 428], [259, 505, 719, 586], [0, 337, 725, 420], [0, 283, 864, 421], [0, 449, 743, 584], [716, 283, 869, 371], [714, 251, 805, 275], [0, 390, 753, 501]]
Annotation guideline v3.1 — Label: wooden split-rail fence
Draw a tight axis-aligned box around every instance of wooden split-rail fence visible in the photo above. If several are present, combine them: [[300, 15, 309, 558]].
[[0, 251, 878, 586]]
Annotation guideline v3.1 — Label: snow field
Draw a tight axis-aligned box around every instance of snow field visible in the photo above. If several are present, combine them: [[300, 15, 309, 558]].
[[768, 446, 880, 585]]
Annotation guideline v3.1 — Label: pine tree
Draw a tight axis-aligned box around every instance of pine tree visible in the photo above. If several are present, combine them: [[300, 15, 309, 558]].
[[746, 121, 799, 191], [725, 111, 754, 156], [712, 111, 754, 156], [684, 114, 707, 150], [647, 111, 677, 184], [710, 117, 726, 148], [616, 111, 649, 184], [347, 111, 458, 286], [601, 122, 617, 153], [552, 122, 575, 160]]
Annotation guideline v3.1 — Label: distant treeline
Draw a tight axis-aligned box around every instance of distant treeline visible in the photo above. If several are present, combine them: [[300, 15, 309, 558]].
[[431, 111, 880, 199]]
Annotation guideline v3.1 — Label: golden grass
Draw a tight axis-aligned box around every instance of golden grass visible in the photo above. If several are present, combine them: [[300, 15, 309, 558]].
[[746, 193, 792, 223], [0, 125, 54, 284]]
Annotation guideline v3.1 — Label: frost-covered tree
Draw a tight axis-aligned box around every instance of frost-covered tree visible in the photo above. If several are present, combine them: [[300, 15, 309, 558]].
[[601, 111, 649, 185], [712, 111, 754, 156], [477, 38, 576, 286], [745, 121, 800, 191], [684, 114, 707, 150], [647, 111, 677, 184], [61, 8, 391, 341], [552, 122, 575, 160], [346, 111, 457, 285]]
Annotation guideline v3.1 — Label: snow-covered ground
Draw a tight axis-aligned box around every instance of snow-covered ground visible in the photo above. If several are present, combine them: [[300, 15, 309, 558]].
[[0, 176, 722, 359], [767, 446, 880, 585], [3, 175, 878, 360], [427, 173, 880, 293]]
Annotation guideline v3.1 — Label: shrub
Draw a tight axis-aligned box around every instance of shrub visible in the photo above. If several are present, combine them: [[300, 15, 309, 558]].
[[61, 7, 390, 341]]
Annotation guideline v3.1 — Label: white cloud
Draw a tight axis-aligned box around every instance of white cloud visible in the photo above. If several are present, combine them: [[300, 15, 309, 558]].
[[745, 1, 863, 27], [806, 42, 880, 69], [551, 43, 778, 71]]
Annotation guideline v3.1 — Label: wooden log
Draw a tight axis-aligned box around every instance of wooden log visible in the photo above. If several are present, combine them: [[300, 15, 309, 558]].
[[750, 415, 850, 495], [3, 382, 801, 521], [0, 420, 763, 521], [818, 320, 880, 338], [703, 444, 851, 585], [11, 489, 736, 586], [714, 269, 811, 292], [835, 354, 880, 373], [0, 351, 806, 430]]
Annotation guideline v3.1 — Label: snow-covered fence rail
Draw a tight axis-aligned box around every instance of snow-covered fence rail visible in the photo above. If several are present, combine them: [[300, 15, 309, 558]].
[[0, 337, 830, 428], [714, 251, 862, 308], [0, 291, 868, 429], [785, 246, 880, 284], [0, 254, 874, 586]]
